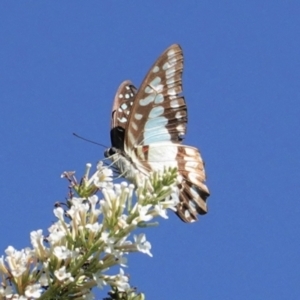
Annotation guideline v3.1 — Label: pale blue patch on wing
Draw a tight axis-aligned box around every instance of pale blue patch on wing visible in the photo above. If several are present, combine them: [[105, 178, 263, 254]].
[[140, 94, 155, 106], [145, 116, 167, 131], [150, 76, 161, 87], [143, 116, 171, 144], [149, 106, 164, 119], [154, 94, 164, 104], [145, 86, 153, 94]]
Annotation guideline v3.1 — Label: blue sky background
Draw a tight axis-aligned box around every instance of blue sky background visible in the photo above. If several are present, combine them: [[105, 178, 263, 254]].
[[0, 1, 299, 299]]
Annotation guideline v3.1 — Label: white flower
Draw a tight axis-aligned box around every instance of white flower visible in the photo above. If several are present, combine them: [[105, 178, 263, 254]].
[[30, 230, 44, 249], [5, 246, 33, 278], [24, 283, 42, 298], [132, 204, 153, 224], [163, 188, 180, 210], [47, 230, 66, 246], [154, 203, 168, 219], [86, 222, 102, 233], [0, 285, 13, 297], [93, 273, 107, 289], [53, 246, 72, 260], [53, 207, 65, 220], [116, 214, 130, 229], [30, 230, 49, 260], [100, 232, 116, 254], [47, 223, 66, 246], [67, 201, 89, 224], [54, 266, 73, 282], [133, 234, 152, 257], [69, 197, 84, 207], [88, 195, 101, 218], [93, 162, 113, 188], [117, 255, 128, 267], [108, 268, 130, 292]]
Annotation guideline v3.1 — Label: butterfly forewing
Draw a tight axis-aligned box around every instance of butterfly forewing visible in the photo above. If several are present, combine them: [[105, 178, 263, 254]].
[[110, 80, 137, 150], [124, 44, 187, 154]]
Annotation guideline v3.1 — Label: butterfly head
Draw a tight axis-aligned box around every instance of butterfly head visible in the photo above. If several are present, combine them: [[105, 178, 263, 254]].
[[104, 147, 118, 158]]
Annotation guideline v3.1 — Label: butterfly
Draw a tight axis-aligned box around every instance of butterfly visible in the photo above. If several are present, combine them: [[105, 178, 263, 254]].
[[104, 44, 210, 222]]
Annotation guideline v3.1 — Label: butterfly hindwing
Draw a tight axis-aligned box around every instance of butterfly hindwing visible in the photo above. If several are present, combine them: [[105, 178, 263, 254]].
[[133, 144, 209, 222]]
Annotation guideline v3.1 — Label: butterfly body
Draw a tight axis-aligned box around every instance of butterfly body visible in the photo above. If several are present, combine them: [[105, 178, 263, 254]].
[[105, 44, 210, 222], [105, 147, 137, 181]]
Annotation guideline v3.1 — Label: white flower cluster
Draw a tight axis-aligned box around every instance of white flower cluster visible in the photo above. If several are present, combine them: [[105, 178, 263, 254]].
[[0, 163, 179, 299]]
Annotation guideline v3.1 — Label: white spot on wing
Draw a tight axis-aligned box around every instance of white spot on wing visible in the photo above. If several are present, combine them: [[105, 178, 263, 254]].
[[169, 57, 177, 65], [131, 121, 138, 131], [134, 113, 143, 120], [176, 124, 185, 132], [167, 78, 175, 85], [189, 200, 197, 212], [168, 83, 176, 89], [184, 210, 191, 219], [184, 147, 196, 156], [175, 111, 184, 119], [166, 67, 176, 77], [121, 103, 128, 110], [127, 130, 135, 146], [163, 62, 170, 70], [185, 161, 198, 168], [119, 94, 123, 98], [188, 173, 199, 184], [125, 94, 130, 99], [153, 65, 160, 73], [190, 185, 200, 199], [170, 100, 180, 108], [168, 49, 175, 56], [147, 144, 177, 167], [118, 117, 127, 123], [168, 88, 177, 95]]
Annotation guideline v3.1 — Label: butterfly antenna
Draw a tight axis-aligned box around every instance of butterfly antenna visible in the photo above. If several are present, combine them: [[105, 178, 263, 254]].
[[73, 133, 107, 148]]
